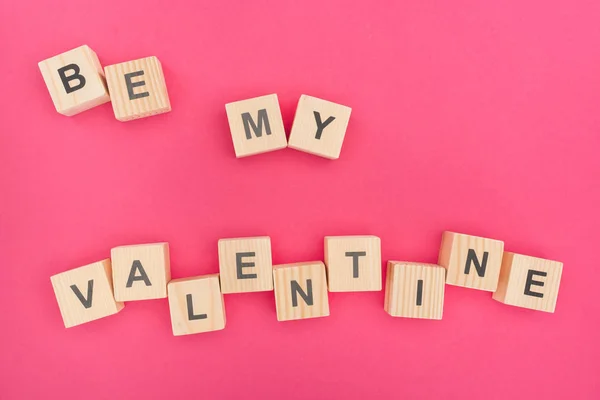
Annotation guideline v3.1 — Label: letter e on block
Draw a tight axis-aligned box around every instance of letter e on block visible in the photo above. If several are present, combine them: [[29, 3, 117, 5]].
[[111, 243, 171, 301], [438, 231, 504, 291], [324, 235, 381, 291], [384, 262, 445, 319], [167, 274, 226, 336], [225, 94, 287, 157], [38, 45, 110, 116], [104, 56, 171, 121], [493, 252, 563, 313], [218, 237, 273, 294], [288, 95, 352, 159], [50, 259, 124, 328], [273, 261, 329, 321]]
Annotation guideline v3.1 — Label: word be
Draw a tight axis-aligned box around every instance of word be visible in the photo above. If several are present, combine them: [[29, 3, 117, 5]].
[[50, 232, 563, 336]]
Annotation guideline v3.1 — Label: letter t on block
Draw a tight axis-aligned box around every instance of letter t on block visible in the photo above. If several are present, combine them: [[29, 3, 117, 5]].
[[493, 252, 563, 313], [273, 262, 329, 321], [438, 232, 504, 291], [218, 237, 273, 293], [225, 94, 288, 157], [324, 235, 382, 291]]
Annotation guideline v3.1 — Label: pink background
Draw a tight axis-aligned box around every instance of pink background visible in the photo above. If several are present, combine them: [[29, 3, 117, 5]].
[[1, 1, 599, 398]]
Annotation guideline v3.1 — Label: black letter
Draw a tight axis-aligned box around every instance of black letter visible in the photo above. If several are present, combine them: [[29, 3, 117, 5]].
[[314, 111, 336, 139], [416, 279, 423, 306], [58, 64, 86, 94], [126, 260, 152, 287], [70, 280, 93, 309], [291, 279, 313, 307], [241, 109, 271, 139], [464, 249, 488, 277], [236, 252, 258, 279], [124, 71, 150, 100], [524, 270, 547, 298], [345, 251, 367, 278], [186, 294, 207, 320]]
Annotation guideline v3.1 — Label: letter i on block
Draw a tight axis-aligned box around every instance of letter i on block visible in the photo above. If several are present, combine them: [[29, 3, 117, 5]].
[[50, 259, 124, 328], [438, 232, 504, 291], [218, 237, 273, 293], [324, 235, 381, 291], [38, 45, 110, 116], [288, 95, 352, 159], [111, 243, 171, 301], [273, 262, 329, 321], [493, 252, 563, 312], [167, 274, 226, 335], [104, 56, 171, 121], [384, 262, 445, 319], [225, 94, 287, 157]]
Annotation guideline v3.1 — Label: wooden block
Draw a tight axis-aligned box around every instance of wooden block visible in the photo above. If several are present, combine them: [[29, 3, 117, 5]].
[[104, 56, 171, 121], [38, 45, 110, 116], [384, 261, 445, 319], [273, 261, 329, 321], [218, 237, 273, 294], [225, 94, 287, 157], [167, 274, 226, 336], [111, 243, 171, 301], [288, 95, 352, 159], [50, 259, 124, 328], [493, 252, 563, 313], [438, 231, 504, 291], [324, 235, 381, 292]]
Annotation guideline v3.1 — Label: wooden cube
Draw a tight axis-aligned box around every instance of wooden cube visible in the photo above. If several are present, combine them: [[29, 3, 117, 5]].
[[104, 56, 171, 121], [218, 237, 273, 294], [111, 243, 171, 301], [273, 261, 329, 321], [438, 232, 504, 291], [38, 45, 110, 116], [167, 274, 226, 336], [493, 252, 563, 313], [384, 262, 445, 319], [225, 94, 287, 157], [288, 95, 352, 159], [50, 259, 124, 328], [324, 235, 381, 292]]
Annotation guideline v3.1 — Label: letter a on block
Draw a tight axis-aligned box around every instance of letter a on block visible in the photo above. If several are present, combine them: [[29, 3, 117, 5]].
[[51, 259, 124, 328], [438, 232, 504, 291], [273, 261, 329, 321], [225, 94, 287, 157]]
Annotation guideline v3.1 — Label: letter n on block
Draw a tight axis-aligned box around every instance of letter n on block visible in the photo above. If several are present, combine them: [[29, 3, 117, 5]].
[[493, 252, 563, 313], [38, 45, 110, 116], [167, 274, 226, 336], [111, 243, 171, 301], [218, 237, 273, 294], [384, 262, 445, 320], [438, 232, 504, 291], [50, 259, 124, 328], [273, 262, 329, 321], [225, 94, 287, 157], [324, 235, 381, 291]]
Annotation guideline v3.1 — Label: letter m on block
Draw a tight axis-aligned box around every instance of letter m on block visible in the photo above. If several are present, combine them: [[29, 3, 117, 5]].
[[241, 109, 271, 139]]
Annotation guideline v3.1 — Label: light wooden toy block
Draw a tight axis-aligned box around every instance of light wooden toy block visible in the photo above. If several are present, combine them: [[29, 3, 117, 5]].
[[50, 259, 124, 328], [438, 231, 504, 291], [384, 261, 445, 320], [288, 95, 352, 159], [218, 236, 273, 294], [111, 243, 171, 301], [104, 56, 171, 121], [273, 261, 329, 321], [324, 235, 381, 292], [493, 252, 563, 313], [167, 274, 226, 336], [38, 45, 110, 116], [225, 94, 287, 158]]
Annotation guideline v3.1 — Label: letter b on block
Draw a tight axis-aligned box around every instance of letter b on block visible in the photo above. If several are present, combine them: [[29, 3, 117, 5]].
[[38, 45, 110, 116], [218, 237, 273, 293], [225, 94, 287, 157], [438, 232, 504, 291]]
